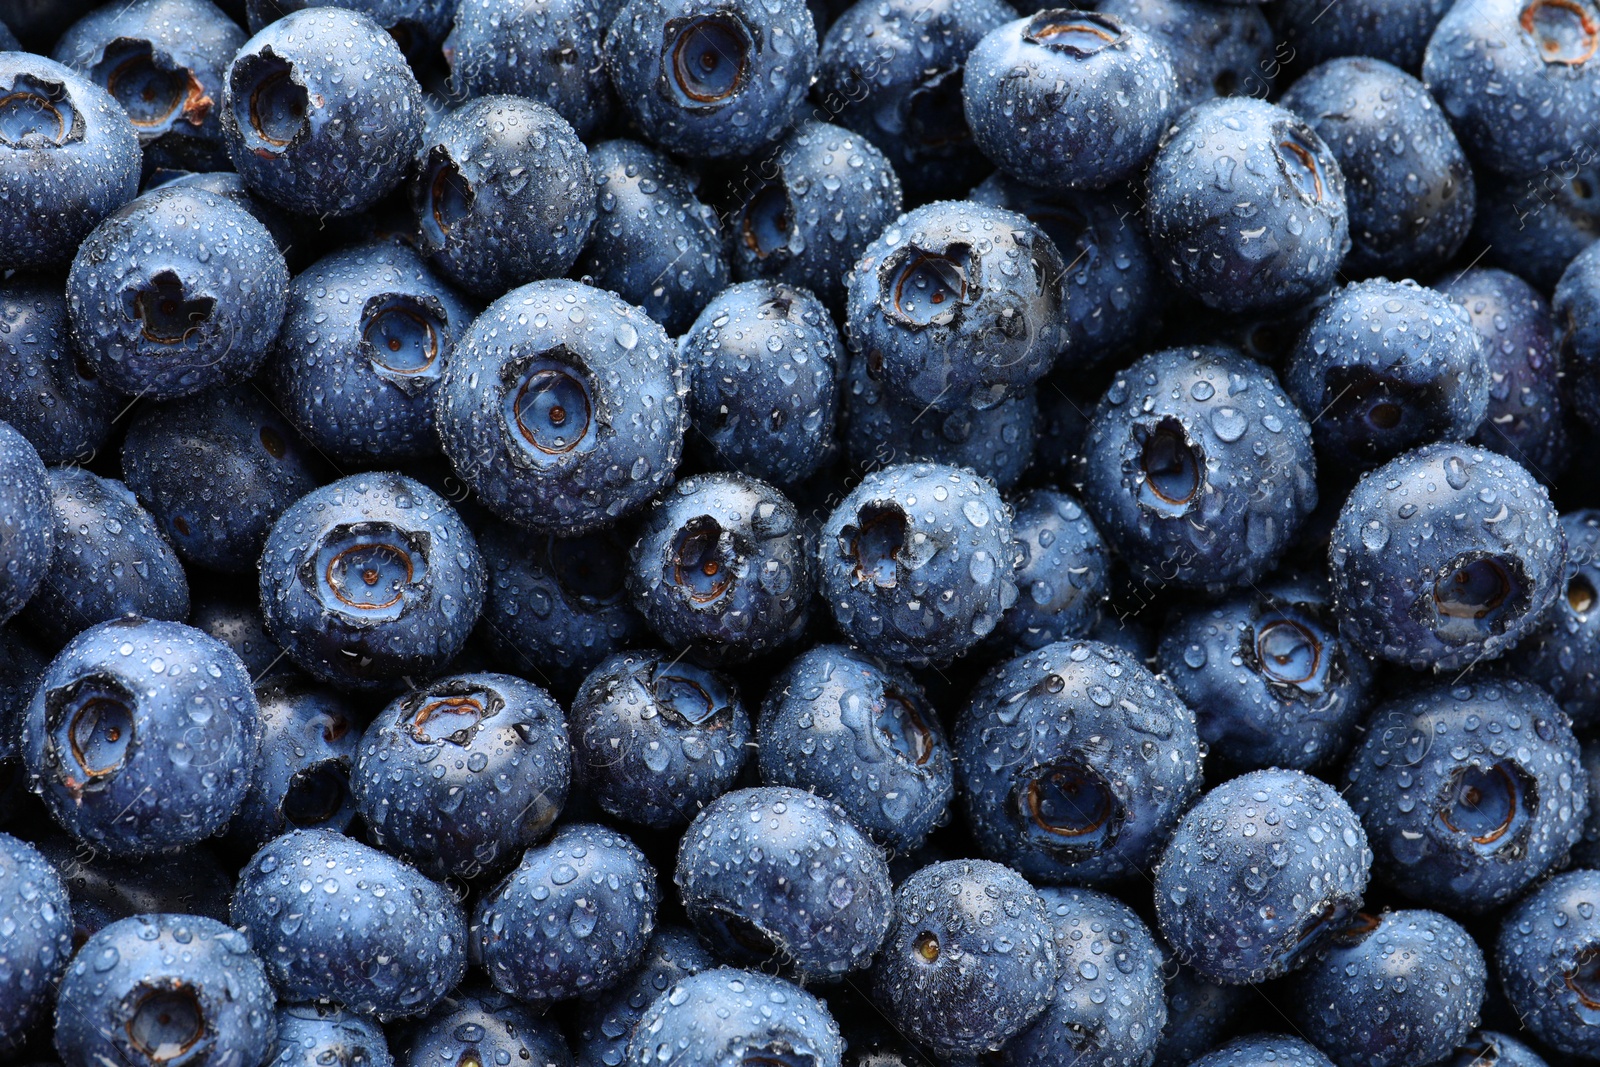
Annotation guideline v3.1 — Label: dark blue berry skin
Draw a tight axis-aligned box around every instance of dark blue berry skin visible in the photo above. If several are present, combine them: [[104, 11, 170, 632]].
[[232, 827, 468, 1019], [1435, 1031, 1552, 1067], [683, 280, 842, 489], [1099, 0, 1275, 109], [247, 0, 455, 50], [758, 644, 954, 851], [1080, 345, 1318, 590], [731, 121, 903, 310], [964, 11, 1178, 193], [1474, 166, 1600, 291], [1000, 886, 1167, 1067], [0, 275, 119, 466], [1438, 268, 1567, 480], [445, 0, 615, 138], [53, 914, 276, 1067], [1153, 768, 1373, 985], [578, 140, 727, 337], [1157, 573, 1372, 774], [1273, 0, 1450, 74], [1344, 676, 1586, 915], [1499, 868, 1600, 1059], [269, 1004, 393, 1067], [676, 786, 894, 980], [1153, 965, 1246, 1067], [1556, 238, 1600, 420], [956, 640, 1201, 886], [67, 185, 289, 399], [354, 671, 571, 880], [627, 969, 842, 1067], [413, 96, 596, 298], [436, 280, 686, 535], [569, 650, 750, 830], [0, 626, 45, 819], [25, 468, 189, 647], [29, 833, 235, 940], [1144, 97, 1349, 316], [0, 833, 72, 1056], [190, 586, 286, 681], [572, 927, 715, 1067], [870, 860, 1058, 1057], [993, 489, 1108, 652], [52, 0, 245, 176], [815, 0, 1015, 200], [222, 8, 425, 216], [121, 385, 321, 573], [1424, 0, 1600, 179], [474, 823, 659, 1005], [629, 472, 813, 663], [258, 472, 485, 689], [232, 676, 360, 850], [1513, 511, 1600, 729], [270, 242, 476, 466], [0, 54, 141, 270], [1187, 1035, 1335, 1067], [1284, 280, 1488, 473], [1327, 444, 1565, 671], [399, 986, 570, 1067], [153, 169, 307, 270], [1279, 57, 1476, 279], [1576, 738, 1600, 868], [844, 200, 1066, 413], [0, 421, 53, 624], [820, 462, 1019, 667]]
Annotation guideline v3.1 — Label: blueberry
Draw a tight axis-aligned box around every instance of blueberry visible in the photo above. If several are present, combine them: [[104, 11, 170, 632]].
[[0, 53, 141, 270], [0, 421, 52, 624], [683, 280, 842, 489], [1273, 0, 1451, 73], [844, 200, 1065, 413], [1431, 1030, 1553, 1067], [399, 986, 571, 1067], [1154, 768, 1372, 985], [153, 168, 309, 269], [445, 0, 616, 137], [956, 639, 1201, 885], [1555, 238, 1600, 420], [29, 833, 236, 941], [628, 968, 842, 1067], [436, 280, 686, 535], [569, 651, 750, 829], [1185, 1035, 1336, 1067], [1497, 868, 1600, 1058], [577, 139, 728, 336], [1152, 965, 1246, 1067], [248, 0, 455, 55], [675, 786, 893, 979], [268, 241, 477, 465], [189, 586, 286, 682], [53, 914, 276, 1067], [222, 7, 424, 215], [1144, 97, 1349, 315], [66, 185, 289, 399], [1513, 511, 1600, 728], [819, 462, 1019, 666], [1328, 443, 1565, 670], [1474, 165, 1600, 291], [269, 1003, 393, 1067], [758, 644, 954, 851], [1099, 0, 1276, 109], [571, 927, 716, 1067], [0, 832, 72, 1055], [474, 822, 659, 1004], [993, 489, 1108, 651], [1284, 280, 1488, 472], [0, 275, 119, 466], [232, 676, 360, 850]]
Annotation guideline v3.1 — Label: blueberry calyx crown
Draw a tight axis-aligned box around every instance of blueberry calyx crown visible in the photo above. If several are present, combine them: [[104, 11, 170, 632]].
[[876, 688, 935, 767], [843, 501, 908, 589], [0, 72, 84, 148], [93, 39, 210, 133], [1522, 0, 1600, 67], [125, 981, 208, 1063], [1013, 754, 1123, 858], [1566, 944, 1600, 1012], [1245, 607, 1336, 698], [306, 521, 432, 623], [647, 660, 733, 727], [361, 294, 447, 390], [1437, 759, 1537, 853], [500, 348, 600, 465], [912, 930, 940, 962], [45, 673, 137, 794], [1134, 417, 1205, 517], [672, 515, 739, 604], [127, 271, 214, 346], [880, 244, 970, 329], [1570, 571, 1597, 614], [418, 147, 474, 251], [741, 183, 792, 260], [1023, 11, 1124, 58], [405, 680, 505, 747], [1427, 551, 1531, 641], [1321, 366, 1432, 449], [664, 13, 753, 108], [1276, 126, 1327, 203], [281, 760, 351, 829], [231, 49, 308, 154]]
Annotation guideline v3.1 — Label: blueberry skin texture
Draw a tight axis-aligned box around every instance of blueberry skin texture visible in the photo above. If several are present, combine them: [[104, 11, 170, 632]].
[[964, 11, 1178, 193], [0, 275, 119, 466], [413, 96, 596, 298], [190, 587, 285, 681], [233, 827, 468, 1019], [1424, 0, 1600, 179], [870, 860, 1057, 1057], [758, 644, 954, 851], [0, 54, 141, 270], [52, 0, 245, 174], [1186, 1035, 1335, 1067], [445, 0, 615, 138], [0, 421, 52, 624], [269, 242, 477, 466], [1156, 574, 1372, 773], [731, 121, 903, 310], [232, 677, 360, 849], [1475, 166, 1600, 291], [1279, 57, 1475, 279], [572, 927, 715, 1067], [1513, 511, 1600, 728], [683, 280, 842, 489], [629, 472, 813, 663], [676, 786, 894, 980], [26, 468, 189, 646], [269, 1004, 393, 1067], [247, 0, 455, 46], [844, 200, 1066, 413], [1556, 238, 1600, 420], [67, 185, 289, 399], [1284, 280, 1489, 472], [222, 8, 424, 216], [1098, 0, 1276, 110], [819, 462, 1019, 667], [436, 279, 686, 535], [1435, 1031, 1552, 1067], [0, 833, 72, 1055], [993, 489, 1108, 651], [1327, 444, 1565, 671], [1344, 676, 1586, 914], [578, 139, 727, 337], [258, 472, 485, 689], [1273, 0, 1450, 74], [1144, 97, 1349, 316], [1499, 868, 1600, 1058], [474, 823, 659, 1004], [629, 968, 841, 1067], [1079, 345, 1318, 590], [956, 640, 1202, 886], [1152, 965, 1246, 1067], [401, 987, 570, 1067], [54, 914, 276, 1067], [569, 651, 751, 830], [1153, 768, 1373, 985], [1000, 886, 1167, 1067]]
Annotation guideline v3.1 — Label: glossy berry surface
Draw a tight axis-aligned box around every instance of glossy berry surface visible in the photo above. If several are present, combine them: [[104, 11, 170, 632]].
[[0, 832, 72, 1055]]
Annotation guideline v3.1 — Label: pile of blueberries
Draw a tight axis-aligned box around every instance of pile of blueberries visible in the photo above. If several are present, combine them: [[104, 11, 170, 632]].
[[15, 0, 1600, 1065]]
